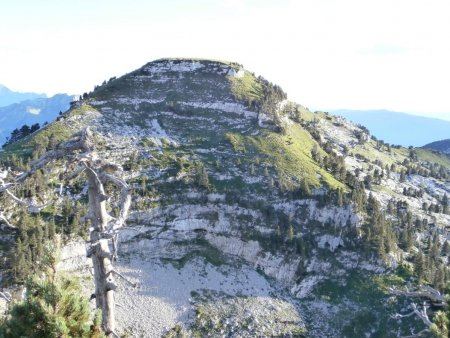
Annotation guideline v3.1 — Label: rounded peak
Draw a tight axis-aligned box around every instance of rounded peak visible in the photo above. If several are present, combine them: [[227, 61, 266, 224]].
[[152, 57, 241, 67], [140, 58, 243, 74]]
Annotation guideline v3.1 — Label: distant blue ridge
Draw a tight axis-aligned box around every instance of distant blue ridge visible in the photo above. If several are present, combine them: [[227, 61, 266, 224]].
[[0, 84, 47, 107], [329, 109, 450, 147], [0, 94, 74, 145]]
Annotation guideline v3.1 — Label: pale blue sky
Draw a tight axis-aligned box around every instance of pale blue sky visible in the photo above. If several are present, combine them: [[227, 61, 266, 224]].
[[1, 0, 450, 120]]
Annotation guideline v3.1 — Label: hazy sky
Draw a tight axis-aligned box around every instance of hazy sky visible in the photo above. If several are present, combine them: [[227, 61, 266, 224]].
[[1, 0, 450, 120]]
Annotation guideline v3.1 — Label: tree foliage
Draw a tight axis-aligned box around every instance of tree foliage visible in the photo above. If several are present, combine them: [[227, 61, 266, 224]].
[[0, 247, 104, 338], [3, 123, 40, 147]]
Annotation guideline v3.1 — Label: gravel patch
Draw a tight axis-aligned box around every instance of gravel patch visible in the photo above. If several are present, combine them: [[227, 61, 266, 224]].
[[114, 256, 296, 337]]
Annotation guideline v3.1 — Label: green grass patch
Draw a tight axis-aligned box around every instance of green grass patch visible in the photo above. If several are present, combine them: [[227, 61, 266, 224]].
[[297, 106, 316, 122], [228, 70, 263, 103], [415, 148, 450, 167], [225, 132, 246, 152], [66, 104, 97, 117], [1, 120, 71, 159], [350, 140, 406, 168], [227, 124, 345, 191]]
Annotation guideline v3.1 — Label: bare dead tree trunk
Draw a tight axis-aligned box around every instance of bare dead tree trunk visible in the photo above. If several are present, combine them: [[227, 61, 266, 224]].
[[0, 127, 131, 336], [84, 165, 131, 334]]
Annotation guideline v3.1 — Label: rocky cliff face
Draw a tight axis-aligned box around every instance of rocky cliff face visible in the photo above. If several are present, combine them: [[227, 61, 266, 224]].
[[2, 59, 449, 337]]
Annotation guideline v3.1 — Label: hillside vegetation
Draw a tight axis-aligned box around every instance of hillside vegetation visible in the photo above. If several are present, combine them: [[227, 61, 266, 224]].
[[0, 59, 449, 338]]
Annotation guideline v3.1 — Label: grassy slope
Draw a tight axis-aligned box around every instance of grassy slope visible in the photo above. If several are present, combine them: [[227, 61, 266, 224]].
[[415, 148, 450, 167], [350, 137, 450, 170], [227, 123, 345, 190]]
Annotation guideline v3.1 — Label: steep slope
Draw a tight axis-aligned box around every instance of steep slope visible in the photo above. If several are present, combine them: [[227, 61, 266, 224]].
[[1, 59, 449, 337], [0, 93, 74, 145], [0, 84, 46, 107], [330, 109, 450, 147], [423, 139, 450, 155]]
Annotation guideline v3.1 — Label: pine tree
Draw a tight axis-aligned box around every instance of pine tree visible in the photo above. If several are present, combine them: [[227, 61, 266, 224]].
[[196, 163, 210, 189], [48, 218, 56, 240], [430, 310, 449, 338], [35, 226, 44, 263], [442, 193, 449, 214], [377, 236, 386, 260], [432, 265, 446, 291], [141, 175, 147, 196], [430, 233, 441, 261], [0, 247, 105, 338], [29, 233, 37, 263], [336, 188, 343, 207], [414, 252, 426, 280], [442, 241, 450, 256], [13, 238, 28, 282], [69, 210, 80, 238], [43, 218, 50, 240]]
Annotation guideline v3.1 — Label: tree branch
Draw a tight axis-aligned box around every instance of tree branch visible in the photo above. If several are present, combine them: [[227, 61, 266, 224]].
[[392, 302, 432, 326], [111, 270, 137, 288], [100, 173, 131, 231], [0, 291, 12, 303], [4, 189, 55, 212], [0, 211, 16, 229], [389, 285, 445, 303]]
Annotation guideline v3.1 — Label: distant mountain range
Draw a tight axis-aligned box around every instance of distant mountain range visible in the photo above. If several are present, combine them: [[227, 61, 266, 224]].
[[0, 93, 74, 145], [329, 109, 450, 147], [0, 84, 46, 107], [423, 139, 450, 154]]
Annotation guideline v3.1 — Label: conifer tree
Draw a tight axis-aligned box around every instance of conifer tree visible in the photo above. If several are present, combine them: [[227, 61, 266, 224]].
[[287, 223, 294, 241], [48, 218, 56, 240], [0, 246, 105, 338], [35, 224, 44, 261], [13, 238, 28, 282], [443, 241, 450, 256], [197, 164, 210, 189], [442, 193, 449, 214], [414, 252, 426, 280], [336, 188, 343, 207], [430, 310, 449, 338]]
